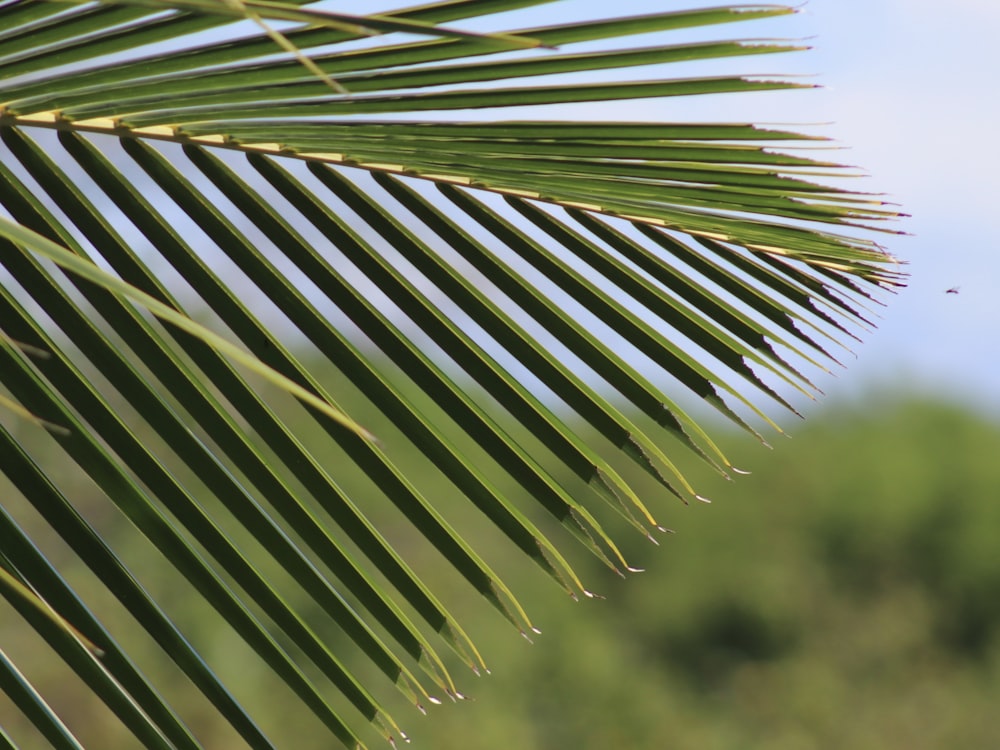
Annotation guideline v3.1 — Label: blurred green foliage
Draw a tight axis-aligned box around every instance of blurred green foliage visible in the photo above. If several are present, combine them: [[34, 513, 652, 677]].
[[3, 395, 999, 748]]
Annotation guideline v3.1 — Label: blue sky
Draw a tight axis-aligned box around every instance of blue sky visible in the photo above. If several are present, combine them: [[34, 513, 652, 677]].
[[557, 0, 1000, 415], [777, 0, 1000, 414], [556, 1, 1000, 414]]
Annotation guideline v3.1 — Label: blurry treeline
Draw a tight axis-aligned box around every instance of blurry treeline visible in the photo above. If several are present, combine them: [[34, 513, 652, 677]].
[[2, 389, 999, 749]]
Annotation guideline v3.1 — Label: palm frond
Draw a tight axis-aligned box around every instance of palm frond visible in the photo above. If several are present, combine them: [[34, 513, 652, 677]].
[[0, 1, 904, 747]]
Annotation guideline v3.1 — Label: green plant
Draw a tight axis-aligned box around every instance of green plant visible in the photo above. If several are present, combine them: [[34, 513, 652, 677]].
[[0, 2, 903, 747]]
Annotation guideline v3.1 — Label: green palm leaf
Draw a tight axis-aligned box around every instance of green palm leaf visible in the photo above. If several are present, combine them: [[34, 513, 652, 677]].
[[0, 2, 904, 747]]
